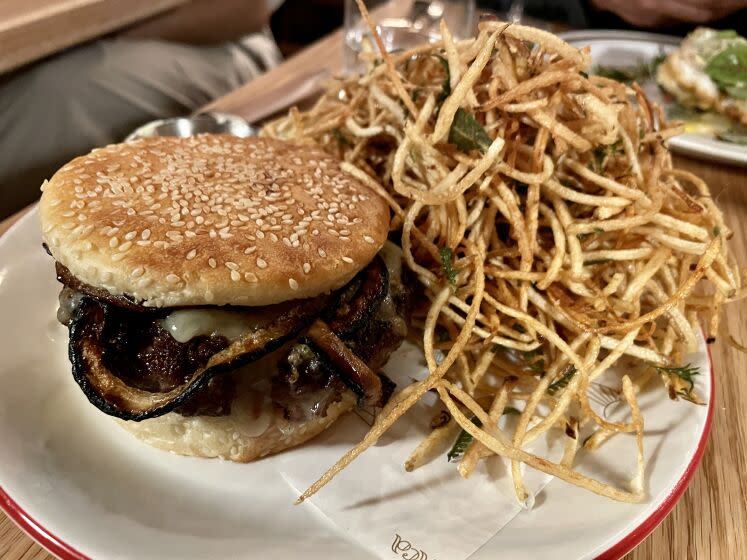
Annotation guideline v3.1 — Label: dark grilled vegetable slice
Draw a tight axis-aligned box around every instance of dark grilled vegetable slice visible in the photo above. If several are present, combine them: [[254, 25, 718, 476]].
[[325, 255, 388, 338], [68, 294, 331, 421], [304, 319, 386, 406]]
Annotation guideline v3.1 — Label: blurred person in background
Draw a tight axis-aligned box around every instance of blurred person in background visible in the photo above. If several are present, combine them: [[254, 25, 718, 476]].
[[589, 0, 747, 33], [480, 0, 747, 35], [0, 0, 281, 218]]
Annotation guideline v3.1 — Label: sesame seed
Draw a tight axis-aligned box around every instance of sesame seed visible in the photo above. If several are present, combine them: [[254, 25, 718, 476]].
[[230, 270, 241, 282], [166, 273, 180, 284], [225, 261, 239, 271], [48, 136, 383, 294], [289, 278, 299, 290], [111, 253, 126, 262], [342, 256, 354, 264], [131, 266, 145, 277]]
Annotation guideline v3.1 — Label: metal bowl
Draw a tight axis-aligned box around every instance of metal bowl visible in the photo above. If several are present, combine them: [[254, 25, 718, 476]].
[[124, 112, 258, 141]]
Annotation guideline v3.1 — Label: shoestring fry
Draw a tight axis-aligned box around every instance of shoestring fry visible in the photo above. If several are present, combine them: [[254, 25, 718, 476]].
[[262, 15, 743, 505]]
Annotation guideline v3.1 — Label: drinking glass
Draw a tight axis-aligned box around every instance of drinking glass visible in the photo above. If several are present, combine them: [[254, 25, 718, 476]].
[[343, 0, 477, 73]]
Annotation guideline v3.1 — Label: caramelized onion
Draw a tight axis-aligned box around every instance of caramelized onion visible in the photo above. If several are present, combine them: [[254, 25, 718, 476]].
[[304, 319, 388, 407]]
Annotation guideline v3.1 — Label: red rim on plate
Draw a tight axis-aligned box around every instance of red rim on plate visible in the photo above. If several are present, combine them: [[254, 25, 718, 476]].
[[594, 345, 715, 560], [0, 491, 90, 560], [0, 353, 716, 560]]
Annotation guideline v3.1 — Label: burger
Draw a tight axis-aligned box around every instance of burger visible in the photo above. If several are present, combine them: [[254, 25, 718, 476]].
[[39, 134, 410, 462]]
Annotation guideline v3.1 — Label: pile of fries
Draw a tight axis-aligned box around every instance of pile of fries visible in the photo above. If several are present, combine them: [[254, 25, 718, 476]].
[[262, 8, 744, 504]]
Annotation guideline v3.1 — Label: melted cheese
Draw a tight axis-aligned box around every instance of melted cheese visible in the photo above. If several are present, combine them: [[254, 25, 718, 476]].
[[161, 244, 404, 344], [380, 240, 403, 282], [161, 309, 269, 343], [57, 288, 84, 324], [377, 241, 407, 336], [230, 372, 274, 437]]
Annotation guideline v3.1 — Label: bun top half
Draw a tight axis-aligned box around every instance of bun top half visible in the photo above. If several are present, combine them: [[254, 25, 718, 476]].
[[39, 135, 390, 307]]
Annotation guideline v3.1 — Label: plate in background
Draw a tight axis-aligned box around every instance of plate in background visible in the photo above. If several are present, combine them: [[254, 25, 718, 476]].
[[561, 30, 747, 167]]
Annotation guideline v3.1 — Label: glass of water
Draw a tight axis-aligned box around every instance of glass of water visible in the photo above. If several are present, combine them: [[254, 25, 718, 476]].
[[344, 0, 477, 73]]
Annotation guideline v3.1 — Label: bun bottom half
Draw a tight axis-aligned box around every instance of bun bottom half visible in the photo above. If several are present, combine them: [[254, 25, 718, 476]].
[[116, 388, 356, 463]]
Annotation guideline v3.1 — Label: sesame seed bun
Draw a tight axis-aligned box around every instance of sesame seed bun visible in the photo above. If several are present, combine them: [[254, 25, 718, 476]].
[[39, 135, 390, 307]]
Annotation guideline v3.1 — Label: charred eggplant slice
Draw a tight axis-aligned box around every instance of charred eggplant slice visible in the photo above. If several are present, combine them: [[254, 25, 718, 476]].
[[325, 255, 388, 339], [69, 294, 331, 421]]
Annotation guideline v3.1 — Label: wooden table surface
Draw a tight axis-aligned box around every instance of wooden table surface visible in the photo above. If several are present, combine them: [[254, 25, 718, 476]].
[[0, 0, 185, 75], [1, 23, 746, 560]]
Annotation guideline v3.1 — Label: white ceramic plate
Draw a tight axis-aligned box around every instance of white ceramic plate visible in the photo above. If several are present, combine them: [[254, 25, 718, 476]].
[[0, 208, 713, 560], [560, 29, 747, 167]]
